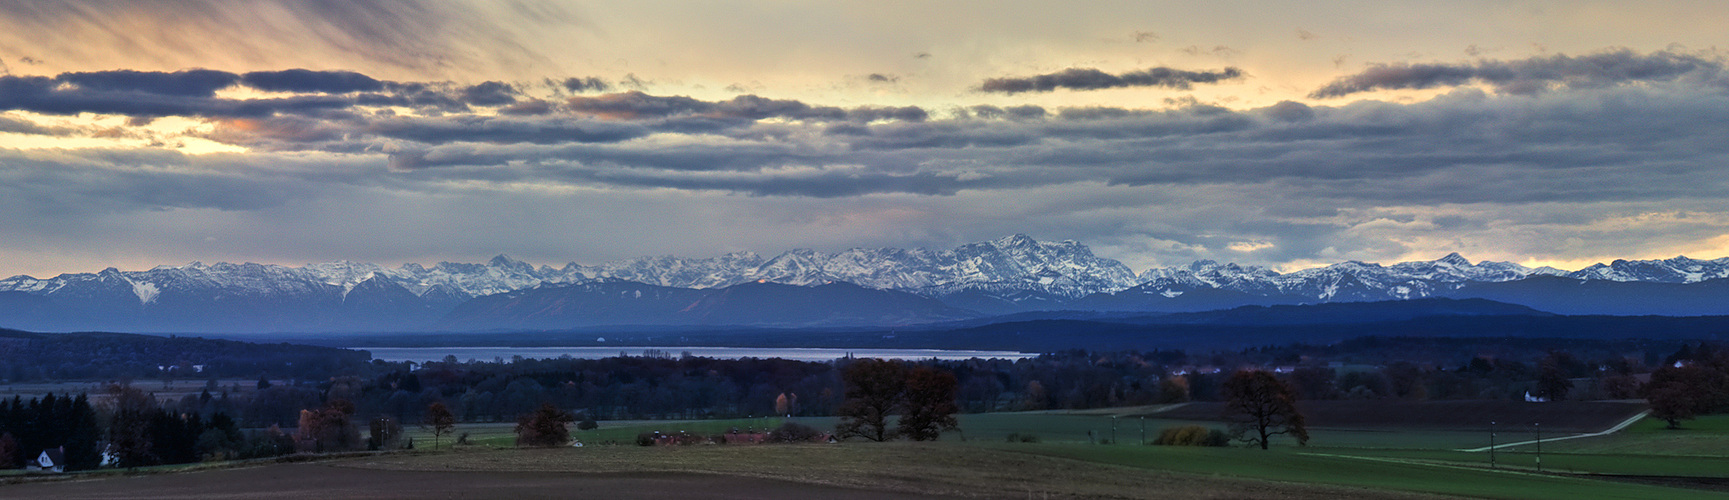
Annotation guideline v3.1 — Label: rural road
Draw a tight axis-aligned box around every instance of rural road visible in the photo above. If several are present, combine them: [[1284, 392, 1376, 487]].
[[1457, 410, 1652, 452]]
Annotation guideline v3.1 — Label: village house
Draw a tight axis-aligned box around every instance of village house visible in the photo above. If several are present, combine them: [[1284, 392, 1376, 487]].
[[26, 447, 64, 473]]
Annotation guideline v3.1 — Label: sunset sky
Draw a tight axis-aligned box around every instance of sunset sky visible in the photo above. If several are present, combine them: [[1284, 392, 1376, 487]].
[[2, 0, 1727, 277]]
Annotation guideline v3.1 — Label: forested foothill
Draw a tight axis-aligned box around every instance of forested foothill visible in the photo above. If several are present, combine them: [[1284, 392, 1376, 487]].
[[0, 328, 370, 382], [5, 324, 1729, 474]]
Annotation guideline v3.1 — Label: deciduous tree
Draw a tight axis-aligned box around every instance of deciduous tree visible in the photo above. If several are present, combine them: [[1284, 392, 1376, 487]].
[[835, 359, 906, 442], [0, 432, 16, 469], [1537, 351, 1578, 401], [514, 403, 574, 447], [105, 384, 158, 467], [296, 399, 361, 452], [1222, 370, 1308, 450], [1645, 364, 1727, 429], [426, 402, 456, 450], [898, 367, 959, 441]]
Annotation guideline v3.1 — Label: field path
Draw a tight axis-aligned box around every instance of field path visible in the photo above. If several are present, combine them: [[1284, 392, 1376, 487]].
[[1458, 410, 1652, 452]]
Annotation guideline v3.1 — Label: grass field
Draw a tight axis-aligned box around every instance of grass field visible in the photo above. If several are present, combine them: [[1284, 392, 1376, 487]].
[[16, 401, 1729, 499], [374, 403, 1729, 499], [336, 441, 1457, 499], [1018, 443, 1727, 500], [1507, 414, 1729, 456]]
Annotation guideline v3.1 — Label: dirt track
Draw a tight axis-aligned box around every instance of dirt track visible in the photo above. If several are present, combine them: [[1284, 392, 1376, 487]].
[[0, 463, 955, 500]]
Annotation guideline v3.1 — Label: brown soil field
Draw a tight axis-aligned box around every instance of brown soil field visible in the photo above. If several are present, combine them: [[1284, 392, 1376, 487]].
[[0, 463, 950, 500], [1152, 400, 1647, 433], [0, 443, 1450, 500]]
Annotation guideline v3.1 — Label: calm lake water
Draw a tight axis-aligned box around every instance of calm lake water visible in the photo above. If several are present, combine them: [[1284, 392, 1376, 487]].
[[356, 346, 1035, 363]]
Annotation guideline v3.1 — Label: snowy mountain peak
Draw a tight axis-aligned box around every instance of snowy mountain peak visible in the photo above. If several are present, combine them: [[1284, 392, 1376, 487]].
[[1437, 252, 1471, 266], [1565, 255, 1729, 283], [10, 242, 1729, 327], [487, 254, 534, 272]]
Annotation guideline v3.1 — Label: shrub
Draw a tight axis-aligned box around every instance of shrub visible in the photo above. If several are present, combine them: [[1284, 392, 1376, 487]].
[[1201, 429, 1230, 447], [576, 415, 599, 431], [1153, 425, 1228, 447], [769, 422, 825, 443], [636, 432, 658, 447], [514, 403, 575, 447], [1004, 432, 1040, 443]]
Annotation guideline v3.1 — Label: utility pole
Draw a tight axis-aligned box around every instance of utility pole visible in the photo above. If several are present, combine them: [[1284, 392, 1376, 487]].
[[1112, 416, 1118, 444], [1534, 422, 1542, 473], [1489, 421, 1496, 469]]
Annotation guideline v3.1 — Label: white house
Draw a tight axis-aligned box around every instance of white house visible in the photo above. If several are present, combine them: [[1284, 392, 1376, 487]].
[[26, 447, 64, 473]]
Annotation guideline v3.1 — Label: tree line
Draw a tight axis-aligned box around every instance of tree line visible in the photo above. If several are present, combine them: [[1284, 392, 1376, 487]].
[[8, 336, 1729, 470]]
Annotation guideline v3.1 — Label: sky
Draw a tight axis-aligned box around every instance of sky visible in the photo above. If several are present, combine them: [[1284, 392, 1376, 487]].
[[2, 0, 1728, 278]]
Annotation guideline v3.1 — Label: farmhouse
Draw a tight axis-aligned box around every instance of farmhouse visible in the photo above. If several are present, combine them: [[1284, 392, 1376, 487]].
[[26, 447, 65, 473]]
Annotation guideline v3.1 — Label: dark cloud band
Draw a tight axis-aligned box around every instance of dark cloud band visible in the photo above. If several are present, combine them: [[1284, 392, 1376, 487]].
[[1311, 48, 1724, 98], [241, 69, 385, 94], [980, 66, 1245, 94]]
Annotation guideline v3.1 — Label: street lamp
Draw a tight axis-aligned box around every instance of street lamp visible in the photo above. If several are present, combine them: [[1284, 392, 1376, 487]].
[[1534, 422, 1542, 473]]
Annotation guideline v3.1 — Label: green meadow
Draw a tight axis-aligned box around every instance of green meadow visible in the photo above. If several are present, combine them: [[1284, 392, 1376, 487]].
[[383, 408, 1729, 499]]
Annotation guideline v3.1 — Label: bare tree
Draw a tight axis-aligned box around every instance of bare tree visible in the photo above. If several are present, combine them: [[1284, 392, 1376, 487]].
[[1222, 370, 1309, 450]]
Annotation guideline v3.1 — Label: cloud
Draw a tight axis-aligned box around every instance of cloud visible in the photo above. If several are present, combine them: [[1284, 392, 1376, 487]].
[[241, 69, 385, 93], [560, 77, 611, 93], [0, 115, 80, 136], [1262, 100, 1314, 122], [163, 82, 1729, 211], [979, 66, 1244, 94], [565, 91, 712, 120], [499, 99, 556, 116], [8, 56, 1729, 274], [461, 81, 519, 106], [0, 68, 546, 118], [0, 148, 332, 216], [562, 91, 924, 123], [0, 1, 579, 78], [619, 73, 649, 90], [966, 105, 1047, 120], [0, 73, 356, 118], [364, 115, 650, 146], [57, 69, 239, 97], [1311, 48, 1725, 98]]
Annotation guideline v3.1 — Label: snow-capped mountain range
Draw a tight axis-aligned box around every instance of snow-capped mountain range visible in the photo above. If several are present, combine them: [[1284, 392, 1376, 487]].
[[3, 234, 1729, 333]]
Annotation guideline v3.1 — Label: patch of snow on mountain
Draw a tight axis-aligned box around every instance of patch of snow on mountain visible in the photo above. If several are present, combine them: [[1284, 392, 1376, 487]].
[[130, 280, 160, 305]]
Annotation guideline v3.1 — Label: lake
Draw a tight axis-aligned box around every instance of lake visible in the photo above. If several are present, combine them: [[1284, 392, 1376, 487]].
[[355, 346, 1036, 363]]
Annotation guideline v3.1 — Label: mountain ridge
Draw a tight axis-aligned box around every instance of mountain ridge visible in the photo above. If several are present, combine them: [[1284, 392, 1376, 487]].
[[5, 236, 1729, 332]]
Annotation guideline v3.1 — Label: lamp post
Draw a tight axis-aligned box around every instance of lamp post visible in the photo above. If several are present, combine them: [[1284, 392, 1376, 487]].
[[1534, 422, 1542, 473], [1489, 421, 1496, 469]]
